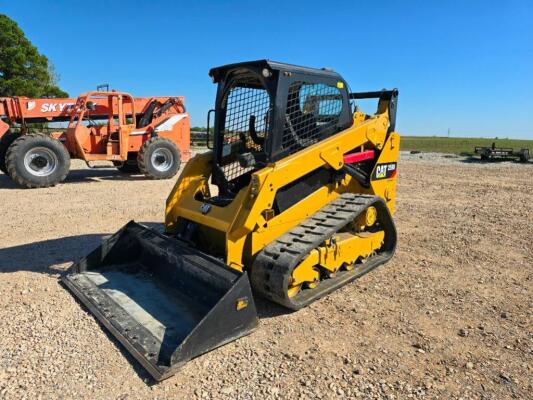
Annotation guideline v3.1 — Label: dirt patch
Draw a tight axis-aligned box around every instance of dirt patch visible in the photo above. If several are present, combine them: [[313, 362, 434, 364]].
[[0, 158, 531, 399]]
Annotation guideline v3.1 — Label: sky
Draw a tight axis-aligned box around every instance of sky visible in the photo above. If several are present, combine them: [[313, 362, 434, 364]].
[[1, 0, 532, 139]]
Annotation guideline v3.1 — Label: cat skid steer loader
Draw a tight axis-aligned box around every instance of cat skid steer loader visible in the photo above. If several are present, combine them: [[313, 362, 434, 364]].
[[63, 60, 400, 381]]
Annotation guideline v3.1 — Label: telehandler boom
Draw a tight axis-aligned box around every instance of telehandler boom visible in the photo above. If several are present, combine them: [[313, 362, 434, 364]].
[[63, 60, 400, 381]]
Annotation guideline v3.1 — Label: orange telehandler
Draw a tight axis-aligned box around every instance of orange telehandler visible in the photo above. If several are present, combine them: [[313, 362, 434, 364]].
[[0, 92, 191, 188]]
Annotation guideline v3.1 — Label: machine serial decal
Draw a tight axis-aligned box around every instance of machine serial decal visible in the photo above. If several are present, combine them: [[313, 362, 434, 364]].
[[372, 162, 397, 180]]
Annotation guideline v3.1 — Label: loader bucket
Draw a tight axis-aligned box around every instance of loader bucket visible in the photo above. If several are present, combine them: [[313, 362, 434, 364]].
[[62, 221, 258, 381]]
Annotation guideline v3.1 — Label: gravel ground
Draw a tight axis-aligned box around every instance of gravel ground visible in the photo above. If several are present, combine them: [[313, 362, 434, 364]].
[[0, 155, 531, 399], [399, 151, 462, 162]]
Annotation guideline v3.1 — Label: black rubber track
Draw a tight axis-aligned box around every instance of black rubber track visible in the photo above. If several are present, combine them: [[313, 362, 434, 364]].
[[251, 193, 397, 310]]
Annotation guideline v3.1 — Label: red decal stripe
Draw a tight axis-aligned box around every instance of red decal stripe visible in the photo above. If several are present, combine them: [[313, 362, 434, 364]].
[[343, 150, 375, 164]]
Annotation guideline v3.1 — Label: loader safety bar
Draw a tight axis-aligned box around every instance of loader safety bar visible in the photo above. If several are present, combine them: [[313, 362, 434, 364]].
[[349, 89, 398, 132], [349, 89, 398, 100]]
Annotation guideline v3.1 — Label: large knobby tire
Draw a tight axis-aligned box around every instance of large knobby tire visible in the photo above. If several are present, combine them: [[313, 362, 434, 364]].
[[0, 131, 21, 174], [6, 133, 70, 188], [138, 137, 180, 179]]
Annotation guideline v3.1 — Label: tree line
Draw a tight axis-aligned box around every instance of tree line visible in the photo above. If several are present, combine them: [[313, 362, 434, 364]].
[[0, 14, 67, 98]]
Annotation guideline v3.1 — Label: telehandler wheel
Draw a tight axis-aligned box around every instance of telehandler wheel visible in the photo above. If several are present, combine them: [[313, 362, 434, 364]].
[[6, 133, 70, 188], [138, 137, 181, 179], [0, 131, 21, 174]]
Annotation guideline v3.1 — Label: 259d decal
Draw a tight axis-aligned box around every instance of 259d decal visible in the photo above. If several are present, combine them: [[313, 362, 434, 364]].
[[372, 162, 397, 180]]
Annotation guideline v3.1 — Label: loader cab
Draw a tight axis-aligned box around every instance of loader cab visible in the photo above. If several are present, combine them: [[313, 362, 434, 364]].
[[208, 60, 353, 198]]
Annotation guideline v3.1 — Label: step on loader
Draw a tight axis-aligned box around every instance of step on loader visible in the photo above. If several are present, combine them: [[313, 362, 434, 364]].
[[63, 60, 400, 381]]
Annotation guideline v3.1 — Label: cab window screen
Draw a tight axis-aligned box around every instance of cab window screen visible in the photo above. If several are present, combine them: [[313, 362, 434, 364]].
[[283, 82, 343, 152], [219, 77, 271, 182]]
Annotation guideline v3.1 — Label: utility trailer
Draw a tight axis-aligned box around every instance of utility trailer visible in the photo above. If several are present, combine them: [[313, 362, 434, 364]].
[[0, 92, 191, 188], [474, 142, 530, 162]]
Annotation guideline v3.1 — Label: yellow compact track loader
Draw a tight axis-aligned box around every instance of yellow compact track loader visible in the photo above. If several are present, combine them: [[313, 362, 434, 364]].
[[63, 60, 400, 381]]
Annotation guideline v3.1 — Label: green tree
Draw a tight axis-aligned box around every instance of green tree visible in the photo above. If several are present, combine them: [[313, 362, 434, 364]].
[[191, 126, 214, 133], [0, 14, 68, 98]]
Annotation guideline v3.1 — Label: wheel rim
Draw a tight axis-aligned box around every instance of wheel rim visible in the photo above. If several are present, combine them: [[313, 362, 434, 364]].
[[151, 148, 174, 172], [23, 147, 58, 177]]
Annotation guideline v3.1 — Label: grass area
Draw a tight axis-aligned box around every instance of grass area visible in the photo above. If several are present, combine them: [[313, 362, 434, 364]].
[[401, 136, 533, 155]]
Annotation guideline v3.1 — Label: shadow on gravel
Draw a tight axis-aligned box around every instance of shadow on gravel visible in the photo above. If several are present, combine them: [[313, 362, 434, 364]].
[[65, 168, 151, 184], [0, 173, 19, 189], [0, 222, 163, 274], [0, 168, 152, 189], [254, 296, 293, 319]]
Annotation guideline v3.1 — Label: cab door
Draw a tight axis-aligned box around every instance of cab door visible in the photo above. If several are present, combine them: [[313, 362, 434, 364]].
[[108, 94, 136, 161]]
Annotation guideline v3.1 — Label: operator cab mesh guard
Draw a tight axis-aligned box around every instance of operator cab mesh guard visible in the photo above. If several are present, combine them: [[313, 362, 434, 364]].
[[209, 60, 353, 198]]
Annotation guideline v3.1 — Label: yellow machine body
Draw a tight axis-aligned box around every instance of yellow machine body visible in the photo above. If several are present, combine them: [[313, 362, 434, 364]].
[[166, 106, 399, 295], [64, 60, 400, 381]]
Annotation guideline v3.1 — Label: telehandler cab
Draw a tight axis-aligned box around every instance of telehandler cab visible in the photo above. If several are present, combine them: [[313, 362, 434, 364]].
[[63, 60, 400, 381]]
